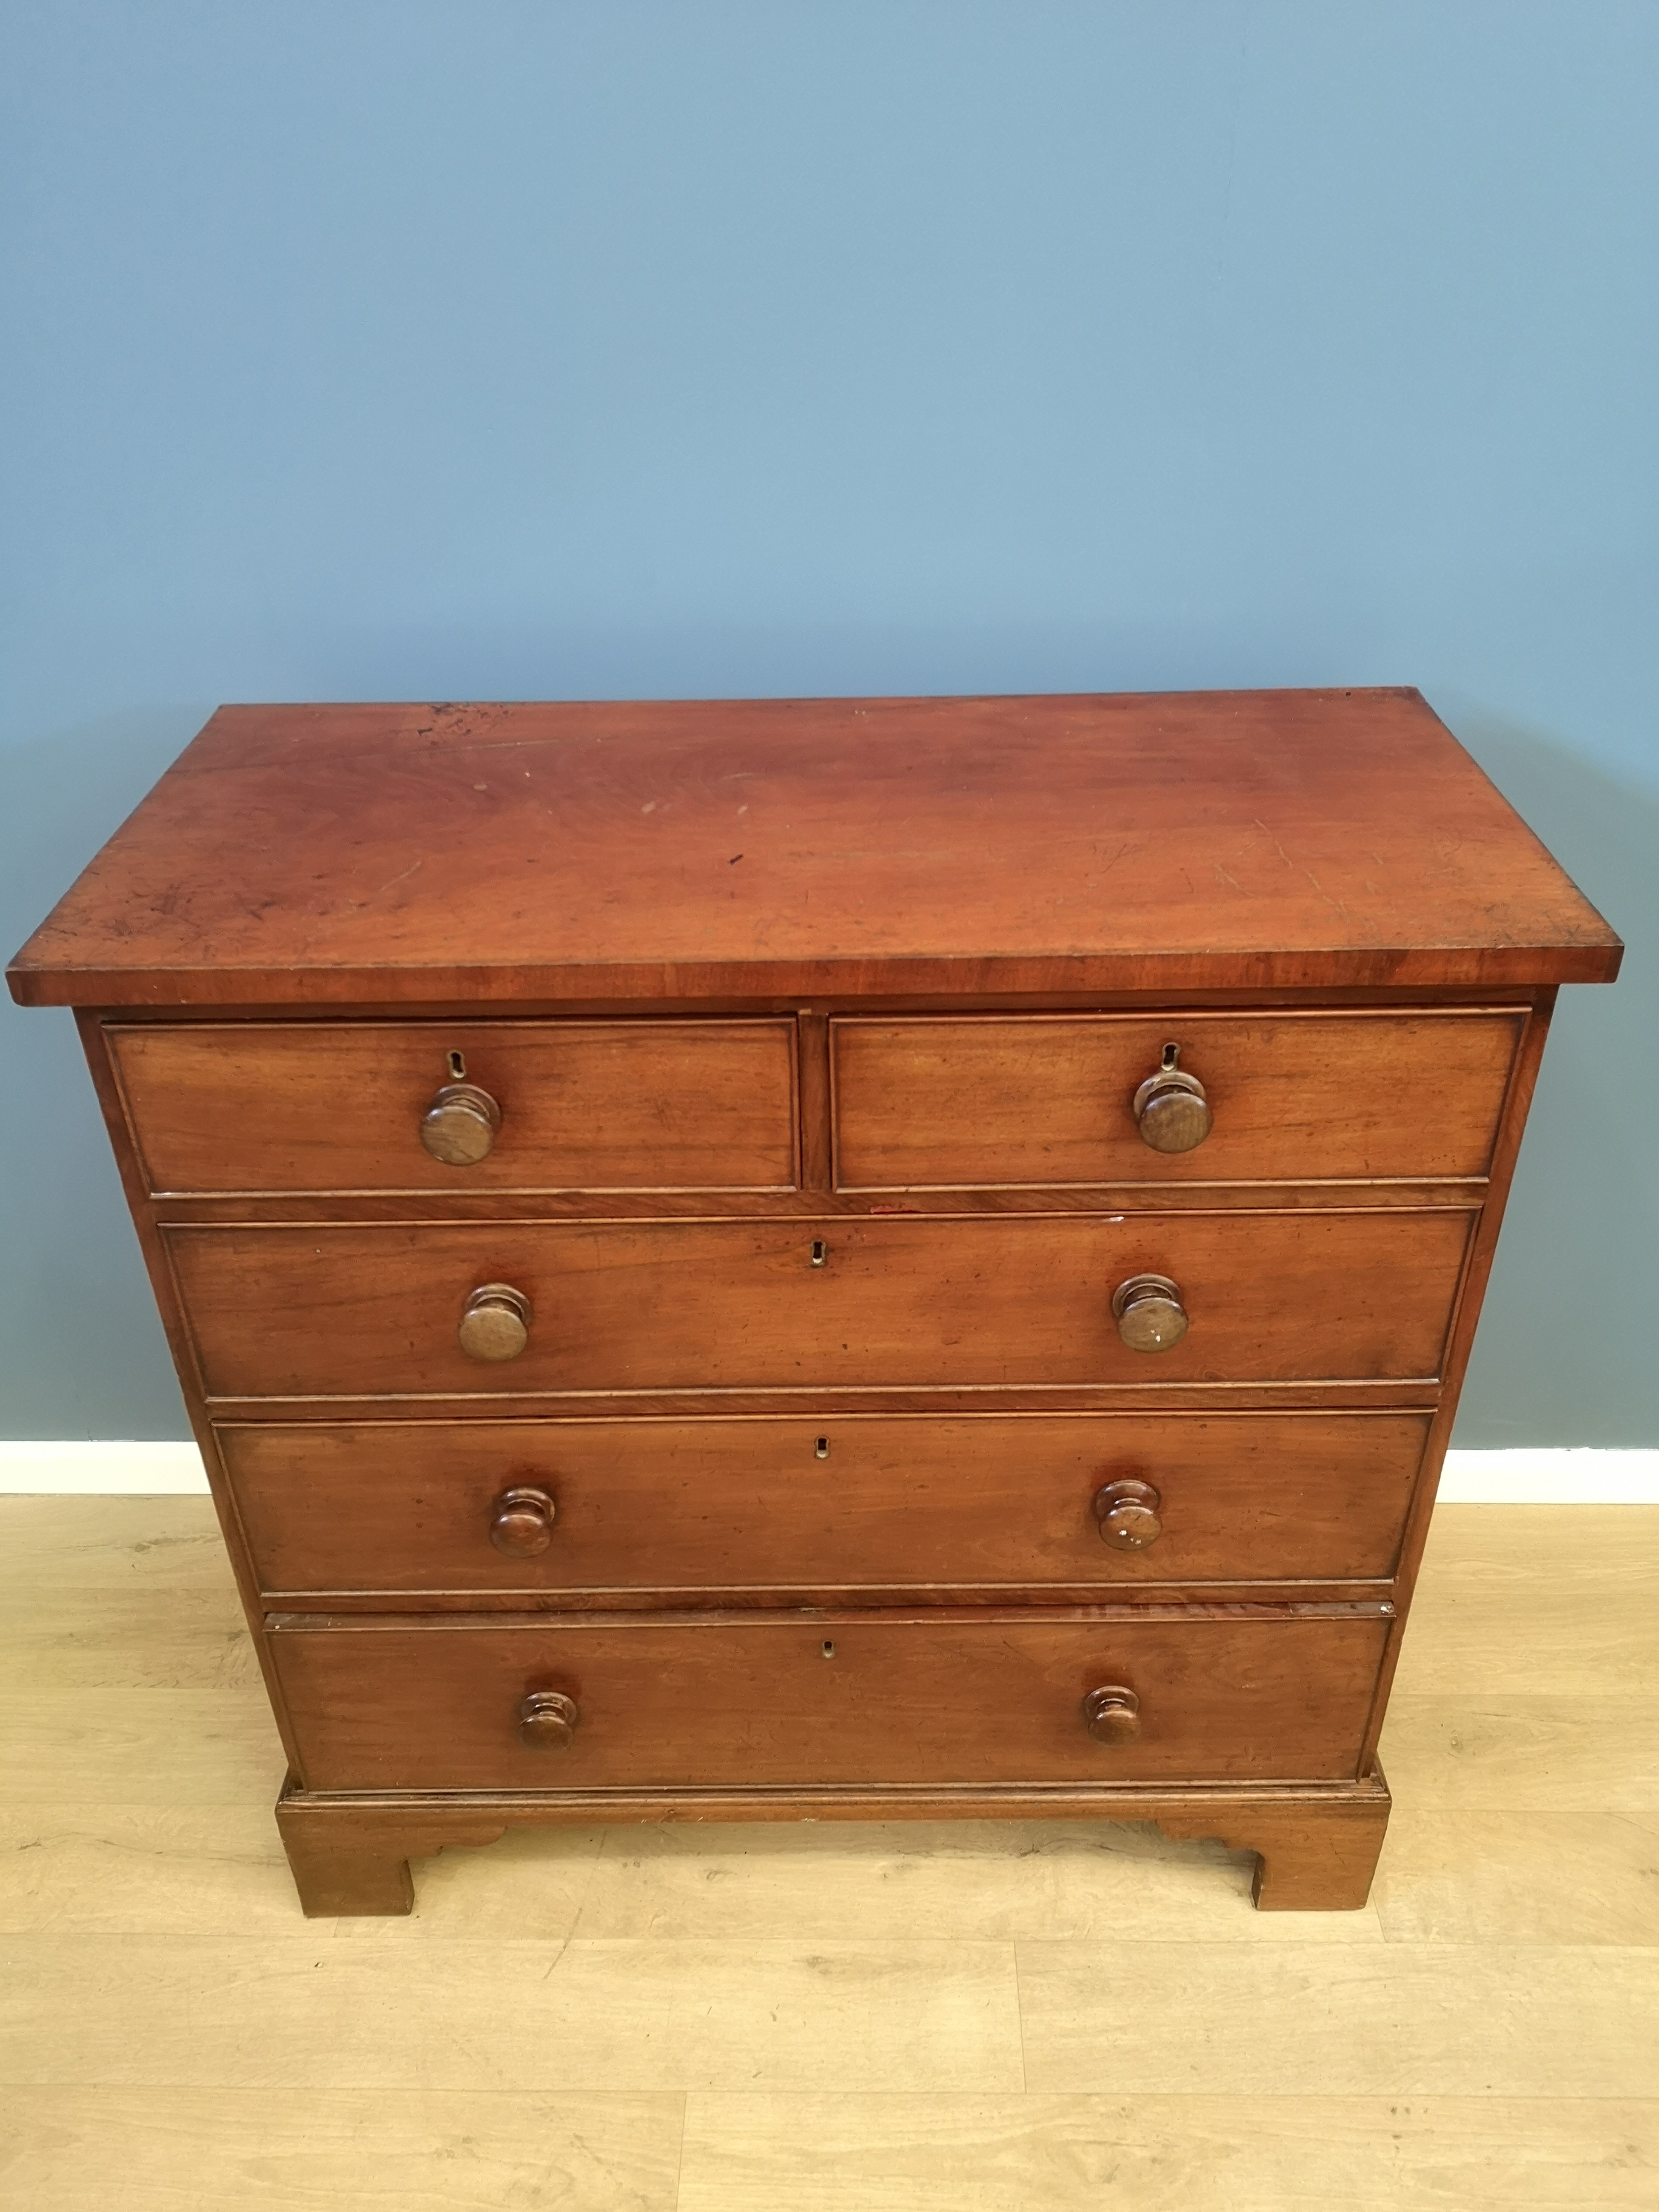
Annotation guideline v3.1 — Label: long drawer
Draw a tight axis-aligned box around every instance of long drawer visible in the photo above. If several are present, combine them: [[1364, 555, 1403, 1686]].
[[221, 1413, 1431, 1595], [832, 1011, 1524, 1187], [108, 1019, 799, 1194], [168, 1211, 1473, 1398], [268, 1611, 1393, 1790]]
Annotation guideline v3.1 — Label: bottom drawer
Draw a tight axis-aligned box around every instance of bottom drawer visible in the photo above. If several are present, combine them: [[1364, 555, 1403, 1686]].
[[269, 1610, 1390, 1791]]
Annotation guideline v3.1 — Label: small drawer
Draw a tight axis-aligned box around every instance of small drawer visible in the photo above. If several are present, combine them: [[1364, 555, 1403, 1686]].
[[168, 1210, 1473, 1399], [107, 1019, 799, 1194], [221, 1413, 1431, 1596], [831, 1011, 1525, 1188], [268, 1610, 1393, 1791]]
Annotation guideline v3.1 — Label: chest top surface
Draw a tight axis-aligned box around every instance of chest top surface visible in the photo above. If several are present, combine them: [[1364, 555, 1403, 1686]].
[[6, 688, 1620, 1008]]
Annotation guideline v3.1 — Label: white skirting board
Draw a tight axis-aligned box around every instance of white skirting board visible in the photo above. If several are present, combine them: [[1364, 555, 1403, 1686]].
[[0, 1441, 1657, 1502]]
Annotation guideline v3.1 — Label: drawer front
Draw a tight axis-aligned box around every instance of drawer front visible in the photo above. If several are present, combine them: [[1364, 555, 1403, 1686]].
[[169, 1211, 1473, 1398], [832, 1012, 1524, 1188], [109, 1019, 798, 1193], [269, 1613, 1392, 1789], [222, 1413, 1431, 1595]]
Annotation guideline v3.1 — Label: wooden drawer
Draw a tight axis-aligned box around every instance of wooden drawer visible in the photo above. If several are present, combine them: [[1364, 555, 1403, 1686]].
[[222, 1413, 1431, 1595], [831, 1011, 1524, 1188], [107, 1019, 799, 1194], [269, 1610, 1392, 1790], [169, 1210, 1473, 1399]]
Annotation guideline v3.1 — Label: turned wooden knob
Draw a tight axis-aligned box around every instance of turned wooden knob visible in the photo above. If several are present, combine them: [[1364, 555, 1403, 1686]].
[[1083, 1684, 1142, 1744], [458, 1283, 532, 1362], [1133, 1045, 1212, 1153], [489, 1486, 557, 1556], [1112, 1273, 1188, 1353], [421, 1082, 501, 1165], [1093, 1478, 1163, 1549], [517, 1689, 578, 1749]]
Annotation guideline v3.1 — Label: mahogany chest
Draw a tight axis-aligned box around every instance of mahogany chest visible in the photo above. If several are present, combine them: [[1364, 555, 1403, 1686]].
[[8, 688, 1620, 1912]]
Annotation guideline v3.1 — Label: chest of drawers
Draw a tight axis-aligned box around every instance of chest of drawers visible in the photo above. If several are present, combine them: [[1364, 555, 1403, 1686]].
[[8, 688, 1620, 1913]]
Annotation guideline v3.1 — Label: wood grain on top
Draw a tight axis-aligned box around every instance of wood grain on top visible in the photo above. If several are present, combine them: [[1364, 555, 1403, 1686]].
[[6, 689, 1621, 1007]]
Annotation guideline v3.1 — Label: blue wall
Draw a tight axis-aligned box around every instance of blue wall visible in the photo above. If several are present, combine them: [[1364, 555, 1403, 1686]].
[[4, 1, 1657, 1440]]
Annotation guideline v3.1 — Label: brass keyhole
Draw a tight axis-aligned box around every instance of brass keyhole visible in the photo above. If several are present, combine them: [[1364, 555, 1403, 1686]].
[[815, 1436, 830, 1460], [447, 1049, 466, 1079], [822, 1640, 836, 1659], [810, 1239, 828, 1267]]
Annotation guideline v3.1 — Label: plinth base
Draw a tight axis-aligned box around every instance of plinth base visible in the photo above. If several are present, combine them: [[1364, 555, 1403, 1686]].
[[274, 1769, 1391, 1915]]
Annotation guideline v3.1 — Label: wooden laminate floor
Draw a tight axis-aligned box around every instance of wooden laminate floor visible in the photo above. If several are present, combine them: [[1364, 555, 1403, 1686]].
[[1, 1500, 1655, 2210]]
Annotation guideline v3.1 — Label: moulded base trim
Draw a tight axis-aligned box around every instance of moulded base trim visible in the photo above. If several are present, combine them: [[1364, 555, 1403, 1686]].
[[273, 1767, 1393, 1917]]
